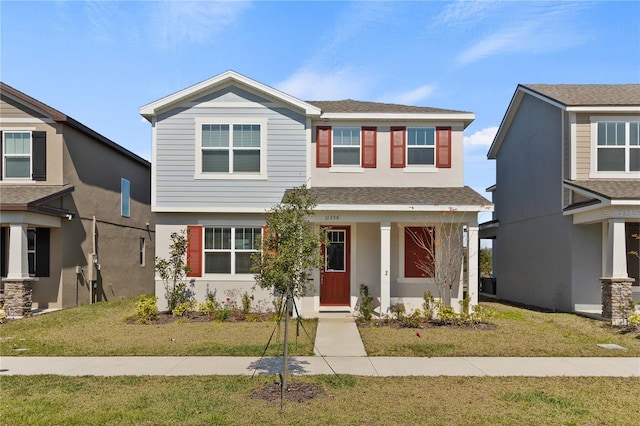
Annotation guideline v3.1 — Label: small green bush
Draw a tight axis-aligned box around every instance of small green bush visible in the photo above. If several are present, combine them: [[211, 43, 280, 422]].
[[241, 291, 254, 314], [172, 301, 192, 317], [629, 312, 640, 331], [358, 284, 374, 321], [129, 295, 158, 323]]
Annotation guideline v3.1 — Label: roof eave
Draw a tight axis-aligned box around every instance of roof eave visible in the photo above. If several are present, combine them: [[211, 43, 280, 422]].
[[139, 70, 322, 119], [319, 112, 475, 127]]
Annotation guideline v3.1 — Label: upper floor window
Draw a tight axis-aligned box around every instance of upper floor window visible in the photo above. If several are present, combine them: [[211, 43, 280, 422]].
[[391, 127, 451, 169], [195, 118, 267, 179], [593, 119, 640, 174], [1, 130, 47, 181], [332, 127, 361, 166], [121, 178, 130, 217], [316, 126, 376, 169], [407, 128, 435, 165], [3, 131, 31, 178]]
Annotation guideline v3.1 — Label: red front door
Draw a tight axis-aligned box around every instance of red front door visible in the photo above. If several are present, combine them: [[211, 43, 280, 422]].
[[320, 226, 351, 306]]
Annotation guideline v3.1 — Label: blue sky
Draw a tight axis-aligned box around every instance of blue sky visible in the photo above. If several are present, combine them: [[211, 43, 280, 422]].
[[2, 0, 639, 203]]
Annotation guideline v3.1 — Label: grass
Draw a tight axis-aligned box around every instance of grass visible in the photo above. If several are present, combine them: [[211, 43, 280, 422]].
[[2, 297, 639, 357], [0, 298, 316, 356], [1, 375, 637, 425], [358, 300, 640, 357]]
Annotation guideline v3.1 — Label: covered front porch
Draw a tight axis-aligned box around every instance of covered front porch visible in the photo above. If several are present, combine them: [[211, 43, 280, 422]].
[[297, 187, 492, 316], [564, 180, 640, 324]]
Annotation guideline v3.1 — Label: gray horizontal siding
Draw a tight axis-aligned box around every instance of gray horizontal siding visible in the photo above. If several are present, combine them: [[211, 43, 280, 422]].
[[155, 87, 307, 209]]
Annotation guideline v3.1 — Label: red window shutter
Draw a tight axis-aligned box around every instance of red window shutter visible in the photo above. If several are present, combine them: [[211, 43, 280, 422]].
[[186, 225, 203, 277], [390, 127, 406, 168], [316, 126, 331, 168], [404, 227, 434, 278], [436, 127, 452, 168], [361, 127, 377, 168]]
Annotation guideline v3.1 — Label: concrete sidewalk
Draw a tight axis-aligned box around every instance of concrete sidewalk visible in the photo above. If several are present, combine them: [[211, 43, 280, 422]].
[[1, 356, 638, 377]]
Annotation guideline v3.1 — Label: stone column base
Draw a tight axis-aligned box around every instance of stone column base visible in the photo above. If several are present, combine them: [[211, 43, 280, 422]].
[[601, 277, 634, 326], [1, 278, 36, 318]]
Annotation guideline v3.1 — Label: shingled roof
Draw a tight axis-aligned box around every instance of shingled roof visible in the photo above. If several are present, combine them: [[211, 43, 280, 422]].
[[522, 84, 640, 107], [307, 99, 471, 115], [0, 184, 75, 216], [291, 187, 490, 208], [564, 180, 640, 200]]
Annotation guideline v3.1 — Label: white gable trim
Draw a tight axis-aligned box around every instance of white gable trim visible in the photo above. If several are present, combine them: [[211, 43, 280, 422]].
[[140, 70, 321, 120]]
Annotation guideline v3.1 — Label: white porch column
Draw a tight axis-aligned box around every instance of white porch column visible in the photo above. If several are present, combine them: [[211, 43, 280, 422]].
[[467, 224, 479, 306], [604, 219, 628, 278], [380, 222, 391, 316], [7, 223, 30, 279]]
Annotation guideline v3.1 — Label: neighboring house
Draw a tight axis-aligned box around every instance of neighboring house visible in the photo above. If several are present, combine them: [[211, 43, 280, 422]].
[[0, 83, 154, 316], [140, 70, 491, 315], [482, 84, 640, 324]]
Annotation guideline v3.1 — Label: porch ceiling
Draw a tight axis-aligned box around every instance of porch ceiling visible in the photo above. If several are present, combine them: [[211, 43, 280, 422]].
[[296, 187, 491, 208]]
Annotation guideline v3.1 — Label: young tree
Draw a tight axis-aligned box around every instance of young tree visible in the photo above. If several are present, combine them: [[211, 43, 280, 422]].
[[251, 185, 324, 394], [155, 230, 193, 311], [406, 209, 467, 307]]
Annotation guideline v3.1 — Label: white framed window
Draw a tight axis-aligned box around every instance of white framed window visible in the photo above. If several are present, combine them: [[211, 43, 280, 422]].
[[407, 128, 435, 166], [3, 131, 32, 179], [195, 117, 267, 179], [139, 237, 145, 267], [591, 118, 640, 176], [203, 227, 261, 274], [332, 127, 361, 166], [121, 178, 130, 217]]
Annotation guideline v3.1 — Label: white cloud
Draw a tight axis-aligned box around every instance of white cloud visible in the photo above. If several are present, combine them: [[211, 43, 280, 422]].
[[464, 126, 498, 148], [275, 66, 374, 100], [435, 0, 500, 28], [150, 1, 249, 49], [455, 2, 590, 66], [387, 85, 437, 105]]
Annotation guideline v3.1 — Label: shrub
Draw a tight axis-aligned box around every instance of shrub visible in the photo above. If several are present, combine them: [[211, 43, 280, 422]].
[[241, 291, 254, 314], [130, 295, 158, 323], [629, 313, 640, 331], [358, 284, 374, 321], [172, 301, 193, 317]]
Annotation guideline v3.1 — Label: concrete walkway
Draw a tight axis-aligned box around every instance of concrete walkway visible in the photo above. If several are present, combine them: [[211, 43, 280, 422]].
[[1, 356, 638, 377], [1, 314, 638, 377]]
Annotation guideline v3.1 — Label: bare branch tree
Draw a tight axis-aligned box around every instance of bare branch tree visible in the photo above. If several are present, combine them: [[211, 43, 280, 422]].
[[406, 208, 467, 307]]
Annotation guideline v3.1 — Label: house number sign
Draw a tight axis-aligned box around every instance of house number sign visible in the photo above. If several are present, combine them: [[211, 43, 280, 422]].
[[324, 215, 340, 220]]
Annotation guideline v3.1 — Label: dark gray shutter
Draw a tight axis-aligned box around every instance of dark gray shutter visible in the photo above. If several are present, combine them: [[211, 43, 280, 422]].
[[32, 131, 46, 181], [1, 227, 6, 277], [36, 228, 50, 277]]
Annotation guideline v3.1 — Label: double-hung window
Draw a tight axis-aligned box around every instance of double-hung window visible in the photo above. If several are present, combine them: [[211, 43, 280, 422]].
[[407, 128, 435, 166], [203, 227, 261, 274], [332, 127, 361, 166], [196, 118, 267, 178], [593, 119, 640, 174], [3, 131, 31, 179]]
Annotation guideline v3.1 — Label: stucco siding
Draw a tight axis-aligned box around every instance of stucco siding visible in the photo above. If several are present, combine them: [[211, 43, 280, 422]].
[[154, 87, 307, 210]]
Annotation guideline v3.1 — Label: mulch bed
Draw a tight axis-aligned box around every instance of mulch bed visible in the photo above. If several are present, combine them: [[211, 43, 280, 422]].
[[127, 311, 273, 325], [249, 382, 327, 404], [357, 319, 497, 330]]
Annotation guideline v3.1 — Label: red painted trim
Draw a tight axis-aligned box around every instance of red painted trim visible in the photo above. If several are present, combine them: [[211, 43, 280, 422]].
[[186, 225, 203, 277], [390, 126, 406, 168], [362, 127, 377, 168], [316, 126, 332, 168], [436, 127, 452, 168]]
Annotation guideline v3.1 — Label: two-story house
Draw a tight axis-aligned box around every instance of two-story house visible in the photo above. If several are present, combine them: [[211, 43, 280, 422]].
[[0, 83, 154, 316], [482, 84, 640, 324], [140, 71, 491, 315]]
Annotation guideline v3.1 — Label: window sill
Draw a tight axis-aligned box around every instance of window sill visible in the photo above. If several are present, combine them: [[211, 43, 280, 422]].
[[397, 277, 433, 284], [329, 166, 364, 173], [199, 274, 256, 281], [403, 166, 437, 173], [194, 173, 268, 180], [0, 179, 37, 184], [588, 171, 640, 179]]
